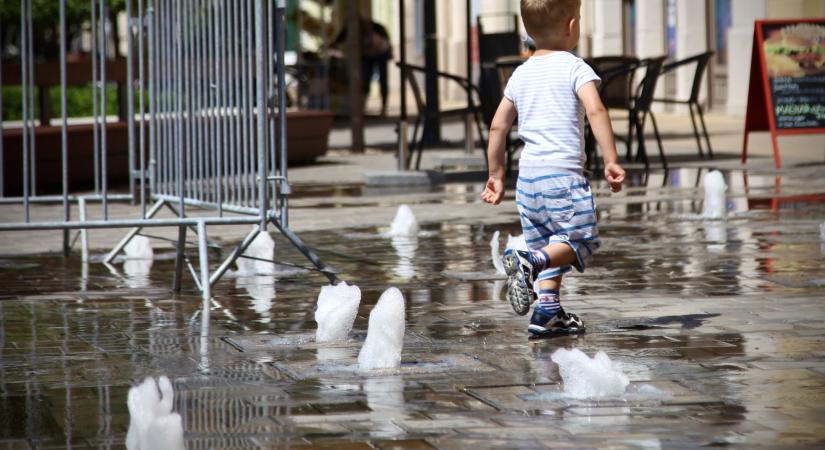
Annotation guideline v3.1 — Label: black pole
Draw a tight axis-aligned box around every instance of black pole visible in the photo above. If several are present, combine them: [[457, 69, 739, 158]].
[[466, 0, 472, 87], [398, 0, 409, 170], [423, 0, 440, 144], [347, 2, 365, 152], [399, 0, 407, 123]]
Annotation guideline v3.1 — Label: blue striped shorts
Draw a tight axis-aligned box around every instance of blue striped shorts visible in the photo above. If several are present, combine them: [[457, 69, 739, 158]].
[[515, 167, 601, 281]]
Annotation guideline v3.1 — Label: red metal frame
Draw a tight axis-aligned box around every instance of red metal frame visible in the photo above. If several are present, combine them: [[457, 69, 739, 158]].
[[741, 19, 825, 169]]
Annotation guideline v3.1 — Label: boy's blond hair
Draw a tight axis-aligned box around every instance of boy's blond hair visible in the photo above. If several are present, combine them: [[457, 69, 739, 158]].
[[520, 0, 579, 41]]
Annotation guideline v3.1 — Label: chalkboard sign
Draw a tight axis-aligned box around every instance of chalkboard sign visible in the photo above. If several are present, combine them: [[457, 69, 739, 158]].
[[742, 19, 825, 169]]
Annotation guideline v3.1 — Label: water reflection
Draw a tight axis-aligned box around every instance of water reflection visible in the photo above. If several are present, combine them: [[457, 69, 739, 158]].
[[391, 236, 418, 279], [124, 259, 153, 289], [363, 376, 405, 414], [235, 275, 276, 323]]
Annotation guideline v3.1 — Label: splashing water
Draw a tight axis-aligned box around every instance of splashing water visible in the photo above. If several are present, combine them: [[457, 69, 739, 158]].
[[126, 376, 184, 450], [124, 235, 153, 260], [701, 170, 727, 219], [551, 348, 629, 399], [506, 233, 528, 252], [236, 228, 275, 275], [490, 231, 506, 274], [490, 231, 528, 274], [315, 281, 362, 343], [358, 287, 405, 371], [388, 205, 419, 237]]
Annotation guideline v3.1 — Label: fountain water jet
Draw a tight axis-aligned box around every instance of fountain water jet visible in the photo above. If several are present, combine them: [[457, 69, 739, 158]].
[[315, 282, 362, 342], [126, 376, 184, 450], [358, 287, 405, 371], [122, 235, 153, 288], [701, 170, 727, 219], [551, 348, 629, 399], [236, 228, 276, 275], [490, 231, 506, 274], [124, 235, 153, 260], [388, 205, 419, 237], [506, 233, 528, 252]]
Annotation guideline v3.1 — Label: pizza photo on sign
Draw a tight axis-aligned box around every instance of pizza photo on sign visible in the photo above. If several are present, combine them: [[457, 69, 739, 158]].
[[762, 23, 825, 77]]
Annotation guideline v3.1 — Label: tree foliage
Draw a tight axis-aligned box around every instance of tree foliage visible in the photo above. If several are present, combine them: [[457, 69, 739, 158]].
[[1, 0, 126, 59]]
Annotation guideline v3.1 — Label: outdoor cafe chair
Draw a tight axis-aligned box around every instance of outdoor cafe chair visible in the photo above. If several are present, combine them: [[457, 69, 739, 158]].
[[590, 56, 668, 170], [653, 51, 715, 159], [586, 56, 640, 153], [396, 62, 487, 170]]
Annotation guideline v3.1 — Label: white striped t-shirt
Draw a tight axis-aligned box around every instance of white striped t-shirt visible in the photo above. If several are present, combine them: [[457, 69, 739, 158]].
[[503, 51, 600, 170]]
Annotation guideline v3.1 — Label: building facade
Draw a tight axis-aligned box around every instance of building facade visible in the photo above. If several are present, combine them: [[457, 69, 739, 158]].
[[360, 0, 825, 117]]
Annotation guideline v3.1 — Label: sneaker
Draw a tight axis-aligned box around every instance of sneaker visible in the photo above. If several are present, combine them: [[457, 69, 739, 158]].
[[527, 307, 585, 336], [503, 249, 537, 316]]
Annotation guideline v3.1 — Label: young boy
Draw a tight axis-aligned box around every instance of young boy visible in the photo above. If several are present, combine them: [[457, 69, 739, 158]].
[[481, 0, 625, 336]]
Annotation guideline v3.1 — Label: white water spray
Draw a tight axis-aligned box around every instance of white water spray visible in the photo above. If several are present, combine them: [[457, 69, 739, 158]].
[[123, 236, 153, 288], [490, 231, 528, 274], [126, 376, 184, 450], [506, 233, 528, 252], [236, 228, 276, 275], [358, 287, 406, 371], [551, 348, 629, 399], [490, 231, 506, 274], [388, 205, 419, 237], [315, 282, 362, 343], [124, 235, 154, 260], [701, 171, 727, 219]]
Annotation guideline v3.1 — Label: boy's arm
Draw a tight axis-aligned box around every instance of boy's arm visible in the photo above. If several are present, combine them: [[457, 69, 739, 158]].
[[577, 81, 625, 192], [481, 98, 518, 205]]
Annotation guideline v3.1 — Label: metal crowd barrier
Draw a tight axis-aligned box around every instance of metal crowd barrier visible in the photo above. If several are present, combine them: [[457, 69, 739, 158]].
[[0, 0, 337, 300]]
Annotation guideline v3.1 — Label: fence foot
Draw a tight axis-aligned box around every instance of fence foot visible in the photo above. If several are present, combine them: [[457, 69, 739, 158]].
[[172, 225, 187, 293], [78, 197, 89, 263], [269, 217, 338, 284]]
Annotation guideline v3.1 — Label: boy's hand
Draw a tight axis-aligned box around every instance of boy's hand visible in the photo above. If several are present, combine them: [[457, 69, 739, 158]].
[[604, 163, 625, 193], [481, 176, 505, 205]]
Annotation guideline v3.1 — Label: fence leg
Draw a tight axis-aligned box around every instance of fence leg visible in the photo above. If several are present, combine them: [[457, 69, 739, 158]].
[[79, 197, 89, 263], [103, 199, 166, 263], [164, 201, 220, 250], [269, 217, 338, 284], [197, 219, 211, 372], [172, 225, 187, 293], [197, 220, 211, 301]]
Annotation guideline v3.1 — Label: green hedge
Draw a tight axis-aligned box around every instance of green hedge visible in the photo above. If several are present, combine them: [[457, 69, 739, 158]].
[[2, 85, 122, 122]]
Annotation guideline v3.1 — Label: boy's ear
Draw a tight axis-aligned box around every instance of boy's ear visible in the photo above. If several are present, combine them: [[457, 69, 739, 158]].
[[567, 17, 577, 36]]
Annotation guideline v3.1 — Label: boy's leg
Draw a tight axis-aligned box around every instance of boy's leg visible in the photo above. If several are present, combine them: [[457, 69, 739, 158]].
[[527, 242, 578, 270], [529, 274, 585, 335]]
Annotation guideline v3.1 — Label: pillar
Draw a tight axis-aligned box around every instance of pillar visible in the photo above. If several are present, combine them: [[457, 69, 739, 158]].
[[591, 0, 623, 56], [726, 0, 766, 117], [635, 0, 666, 110], [676, 0, 708, 112]]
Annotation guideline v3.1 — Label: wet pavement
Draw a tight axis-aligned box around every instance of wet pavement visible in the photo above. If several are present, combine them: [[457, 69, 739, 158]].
[[1, 164, 825, 449]]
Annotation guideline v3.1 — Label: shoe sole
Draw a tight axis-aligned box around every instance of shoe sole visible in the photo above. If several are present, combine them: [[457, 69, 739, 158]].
[[527, 324, 585, 336], [503, 252, 533, 316]]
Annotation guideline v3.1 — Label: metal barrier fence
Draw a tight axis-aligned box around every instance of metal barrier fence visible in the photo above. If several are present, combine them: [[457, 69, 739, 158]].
[[0, 0, 337, 299]]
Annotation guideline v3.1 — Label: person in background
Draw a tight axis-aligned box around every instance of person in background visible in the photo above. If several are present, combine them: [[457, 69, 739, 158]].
[[332, 18, 392, 116]]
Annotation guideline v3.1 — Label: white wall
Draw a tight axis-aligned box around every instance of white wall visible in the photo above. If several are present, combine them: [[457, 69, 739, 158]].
[[591, 0, 624, 56], [675, 0, 708, 111], [726, 0, 766, 117]]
